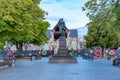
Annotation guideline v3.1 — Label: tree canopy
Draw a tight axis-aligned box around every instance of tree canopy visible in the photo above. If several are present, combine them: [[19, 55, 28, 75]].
[[83, 0, 120, 48], [0, 0, 49, 53]]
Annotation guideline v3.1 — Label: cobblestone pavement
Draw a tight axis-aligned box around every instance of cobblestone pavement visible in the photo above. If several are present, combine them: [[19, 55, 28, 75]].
[[0, 58, 120, 80]]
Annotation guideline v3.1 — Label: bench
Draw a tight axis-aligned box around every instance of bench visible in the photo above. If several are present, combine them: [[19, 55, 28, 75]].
[[4, 57, 15, 67]]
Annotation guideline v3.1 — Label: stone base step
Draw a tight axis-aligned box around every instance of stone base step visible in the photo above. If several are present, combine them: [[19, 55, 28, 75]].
[[49, 57, 77, 63]]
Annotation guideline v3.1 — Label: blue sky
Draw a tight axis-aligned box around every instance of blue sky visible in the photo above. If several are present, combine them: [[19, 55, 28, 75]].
[[40, 0, 89, 29], [77, 26, 88, 38]]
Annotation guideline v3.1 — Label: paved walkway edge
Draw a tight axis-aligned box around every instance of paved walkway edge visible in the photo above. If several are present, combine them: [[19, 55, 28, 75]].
[[0, 65, 9, 70]]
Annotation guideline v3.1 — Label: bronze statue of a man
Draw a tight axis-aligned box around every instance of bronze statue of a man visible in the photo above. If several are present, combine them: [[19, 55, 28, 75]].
[[58, 18, 66, 36]]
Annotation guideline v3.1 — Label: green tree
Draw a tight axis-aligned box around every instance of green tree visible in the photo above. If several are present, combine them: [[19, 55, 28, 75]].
[[0, 0, 49, 55], [0, 41, 5, 50], [83, 0, 120, 49]]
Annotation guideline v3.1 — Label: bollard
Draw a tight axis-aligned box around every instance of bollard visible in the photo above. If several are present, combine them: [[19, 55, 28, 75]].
[[113, 60, 115, 66]]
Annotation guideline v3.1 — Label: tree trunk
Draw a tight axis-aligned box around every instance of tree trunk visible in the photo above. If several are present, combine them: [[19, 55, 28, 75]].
[[16, 42, 23, 56], [101, 47, 104, 58]]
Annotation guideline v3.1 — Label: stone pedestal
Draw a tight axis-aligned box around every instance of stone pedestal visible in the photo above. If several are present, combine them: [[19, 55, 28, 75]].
[[49, 36, 77, 63]]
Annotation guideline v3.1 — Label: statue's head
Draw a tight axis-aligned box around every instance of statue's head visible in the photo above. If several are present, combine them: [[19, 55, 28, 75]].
[[60, 18, 63, 21], [59, 18, 65, 25]]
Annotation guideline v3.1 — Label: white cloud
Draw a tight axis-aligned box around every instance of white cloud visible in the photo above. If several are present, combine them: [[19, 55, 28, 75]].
[[40, 0, 89, 29]]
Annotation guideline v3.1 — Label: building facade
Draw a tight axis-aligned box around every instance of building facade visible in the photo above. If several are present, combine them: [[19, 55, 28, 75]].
[[40, 19, 85, 54]]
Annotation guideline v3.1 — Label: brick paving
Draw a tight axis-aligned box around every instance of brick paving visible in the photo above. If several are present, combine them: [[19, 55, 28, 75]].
[[0, 58, 120, 80]]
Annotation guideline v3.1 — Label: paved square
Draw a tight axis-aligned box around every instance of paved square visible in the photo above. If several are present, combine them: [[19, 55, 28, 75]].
[[0, 58, 120, 80]]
